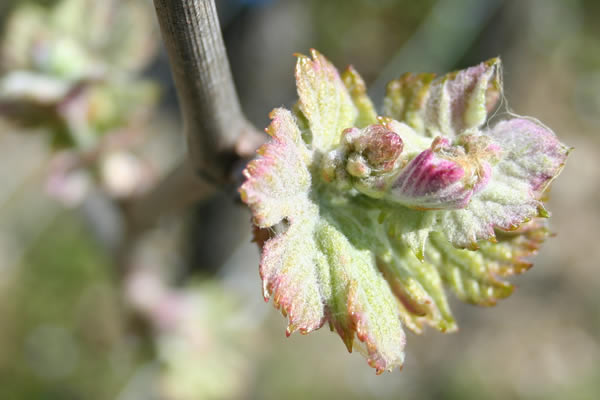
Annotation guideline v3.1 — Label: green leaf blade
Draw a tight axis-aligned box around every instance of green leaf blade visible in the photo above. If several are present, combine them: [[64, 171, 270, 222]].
[[241, 51, 570, 374], [295, 49, 358, 152]]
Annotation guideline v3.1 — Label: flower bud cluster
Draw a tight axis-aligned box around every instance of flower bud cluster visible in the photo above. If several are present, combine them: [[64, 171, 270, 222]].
[[322, 124, 404, 198]]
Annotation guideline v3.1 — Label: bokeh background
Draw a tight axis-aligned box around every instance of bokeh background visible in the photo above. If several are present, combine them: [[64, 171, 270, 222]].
[[0, 0, 599, 399]]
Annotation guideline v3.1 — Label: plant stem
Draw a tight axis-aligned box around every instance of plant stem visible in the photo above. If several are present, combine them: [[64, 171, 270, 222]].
[[126, 159, 216, 233], [153, 0, 254, 183], [124, 0, 264, 231]]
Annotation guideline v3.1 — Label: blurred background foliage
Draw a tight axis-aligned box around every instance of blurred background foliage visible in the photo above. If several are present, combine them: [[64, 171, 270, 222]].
[[0, 0, 599, 399]]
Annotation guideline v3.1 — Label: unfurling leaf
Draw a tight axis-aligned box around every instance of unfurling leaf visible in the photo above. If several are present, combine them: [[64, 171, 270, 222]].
[[240, 50, 570, 373]]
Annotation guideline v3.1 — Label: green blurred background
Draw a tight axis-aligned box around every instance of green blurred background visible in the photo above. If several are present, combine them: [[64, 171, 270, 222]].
[[0, 0, 599, 399]]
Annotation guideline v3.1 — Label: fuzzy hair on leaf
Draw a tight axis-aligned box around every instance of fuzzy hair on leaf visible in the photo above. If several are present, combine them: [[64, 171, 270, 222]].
[[240, 49, 570, 373]]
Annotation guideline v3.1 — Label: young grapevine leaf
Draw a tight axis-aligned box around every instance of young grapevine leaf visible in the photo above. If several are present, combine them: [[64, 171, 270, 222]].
[[240, 49, 570, 373]]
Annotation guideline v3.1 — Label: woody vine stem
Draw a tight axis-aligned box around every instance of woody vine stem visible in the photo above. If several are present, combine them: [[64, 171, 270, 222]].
[[127, 0, 262, 232]]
